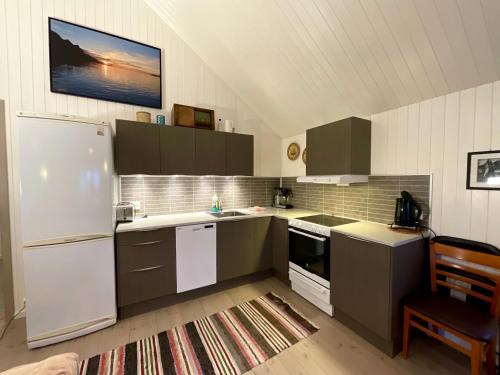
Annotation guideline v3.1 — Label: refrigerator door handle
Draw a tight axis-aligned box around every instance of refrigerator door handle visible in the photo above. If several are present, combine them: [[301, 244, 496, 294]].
[[23, 233, 114, 248]]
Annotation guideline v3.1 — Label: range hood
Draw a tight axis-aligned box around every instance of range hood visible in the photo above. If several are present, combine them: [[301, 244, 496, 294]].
[[296, 175, 368, 186]]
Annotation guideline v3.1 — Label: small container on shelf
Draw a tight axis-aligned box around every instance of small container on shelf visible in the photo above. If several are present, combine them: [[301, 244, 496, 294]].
[[136, 111, 151, 123]]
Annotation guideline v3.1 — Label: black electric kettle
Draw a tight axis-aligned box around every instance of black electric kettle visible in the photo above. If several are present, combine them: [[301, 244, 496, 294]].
[[394, 191, 422, 228]]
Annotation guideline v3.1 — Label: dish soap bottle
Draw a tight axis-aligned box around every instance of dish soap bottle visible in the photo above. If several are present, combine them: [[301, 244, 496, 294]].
[[211, 193, 219, 212]]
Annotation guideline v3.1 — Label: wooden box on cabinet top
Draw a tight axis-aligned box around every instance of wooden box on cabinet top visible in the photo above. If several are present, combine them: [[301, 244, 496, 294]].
[[331, 232, 424, 357], [171, 103, 215, 130], [116, 227, 176, 307]]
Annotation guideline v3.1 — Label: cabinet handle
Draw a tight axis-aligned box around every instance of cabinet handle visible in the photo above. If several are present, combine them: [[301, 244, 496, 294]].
[[131, 265, 164, 273], [344, 234, 371, 243], [132, 240, 163, 247]]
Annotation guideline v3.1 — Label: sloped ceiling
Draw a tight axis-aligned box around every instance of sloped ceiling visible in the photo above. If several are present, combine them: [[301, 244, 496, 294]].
[[145, 0, 500, 138]]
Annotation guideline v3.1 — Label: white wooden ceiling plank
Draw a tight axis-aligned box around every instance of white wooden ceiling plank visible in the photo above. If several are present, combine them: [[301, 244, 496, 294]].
[[457, 0, 497, 84], [275, 0, 359, 116], [359, 0, 422, 103], [259, 1, 337, 122], [326, 0, 401, 108], [395, 0, 449, 96], [292, 0, 376, 113], [341, 0, 411, 105], [377, 0, 435, 100], [479, 0, 500, 78], [269, 0, 354, 118], [433, 0, 479, 89], [412, 0, 464, 92], [277, 0, 364, 115], [311, 0, 393, 111]]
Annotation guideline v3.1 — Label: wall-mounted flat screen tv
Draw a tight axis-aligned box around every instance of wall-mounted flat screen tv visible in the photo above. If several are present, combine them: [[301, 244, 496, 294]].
[[49, 18, 162, 109]]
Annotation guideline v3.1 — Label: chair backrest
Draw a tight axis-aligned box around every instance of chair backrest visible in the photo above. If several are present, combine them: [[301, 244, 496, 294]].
[[430, 241, 500, 317]]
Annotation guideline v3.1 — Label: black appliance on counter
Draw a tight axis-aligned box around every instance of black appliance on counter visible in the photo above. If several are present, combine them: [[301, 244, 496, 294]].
[[393, 191, 422, 229], [273, 187, 293, 209]]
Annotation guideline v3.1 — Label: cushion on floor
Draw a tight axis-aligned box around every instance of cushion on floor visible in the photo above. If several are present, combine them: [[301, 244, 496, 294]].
[[0, 353, 79, 375], [404, 292, 497, 341]]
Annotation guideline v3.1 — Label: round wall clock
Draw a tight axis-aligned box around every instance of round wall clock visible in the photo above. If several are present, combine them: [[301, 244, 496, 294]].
[[287, 143, 300, 160], [302, 148, 307, 164]]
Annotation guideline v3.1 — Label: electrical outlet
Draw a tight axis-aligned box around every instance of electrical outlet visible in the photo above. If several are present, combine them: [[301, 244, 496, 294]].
[[130, 201, 141, 210]]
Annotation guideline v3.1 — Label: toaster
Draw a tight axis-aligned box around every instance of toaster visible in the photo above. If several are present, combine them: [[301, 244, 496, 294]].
[[116, 202, 135, 222]]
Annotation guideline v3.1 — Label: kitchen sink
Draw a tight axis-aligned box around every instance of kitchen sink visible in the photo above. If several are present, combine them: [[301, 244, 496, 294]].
[[208, 211, 249, 218]]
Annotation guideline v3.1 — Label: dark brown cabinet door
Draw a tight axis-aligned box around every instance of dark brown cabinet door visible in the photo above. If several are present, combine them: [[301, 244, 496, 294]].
[[271, 217, 289, 279], [306, 117, 371, 176], [254, 217, 272, 271], [225, 133, 254, 176], [115, 120, 160, 175], [116, 228, 176, 307], [160, 126, 195, 175], [331, 232, 391, 339], [217, 219, 254, 282], [195, 129, 226, 175]]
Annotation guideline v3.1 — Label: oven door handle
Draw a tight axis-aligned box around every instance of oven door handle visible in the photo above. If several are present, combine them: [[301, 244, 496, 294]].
[[288, 228, 327, 242]]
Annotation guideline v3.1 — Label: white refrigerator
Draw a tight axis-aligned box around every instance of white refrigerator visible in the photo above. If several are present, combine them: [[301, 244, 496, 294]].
[[17, 113, 116, 349]]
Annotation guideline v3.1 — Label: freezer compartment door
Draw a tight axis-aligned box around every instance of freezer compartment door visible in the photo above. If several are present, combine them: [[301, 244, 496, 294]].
[[17, 116, 113, 244], [24, 237, 116, 345]]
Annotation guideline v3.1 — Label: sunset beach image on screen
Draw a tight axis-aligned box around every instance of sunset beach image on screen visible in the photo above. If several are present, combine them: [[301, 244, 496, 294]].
[[49, 18, 162, 108]]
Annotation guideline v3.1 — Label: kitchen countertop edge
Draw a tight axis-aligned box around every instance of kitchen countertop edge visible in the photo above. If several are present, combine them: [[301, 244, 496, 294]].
[[115, 208, 320, 233]]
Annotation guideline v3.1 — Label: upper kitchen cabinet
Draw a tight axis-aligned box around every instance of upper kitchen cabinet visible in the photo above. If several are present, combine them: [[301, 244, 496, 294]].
[[195, 129, 226, 175], [160, 126, 195, 175], [225, 133, 254, 176], [115, 120, 160, 175], [306, 117, 371, 176]]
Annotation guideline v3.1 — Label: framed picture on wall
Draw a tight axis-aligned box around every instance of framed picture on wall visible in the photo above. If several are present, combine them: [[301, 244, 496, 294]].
[[466, 150, 500, 190], [49, 18, 162, 108]]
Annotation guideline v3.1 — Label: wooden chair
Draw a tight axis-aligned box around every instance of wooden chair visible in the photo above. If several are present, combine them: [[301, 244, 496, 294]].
[[402, 240, 499, 375]]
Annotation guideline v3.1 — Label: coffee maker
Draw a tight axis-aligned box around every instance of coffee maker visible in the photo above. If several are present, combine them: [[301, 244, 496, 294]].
[[393, 191, 422, 229], [273, 187, 293, 209]]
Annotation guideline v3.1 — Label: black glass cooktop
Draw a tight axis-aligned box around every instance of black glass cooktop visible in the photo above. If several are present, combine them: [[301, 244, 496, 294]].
[[295, 214, 358, 227]]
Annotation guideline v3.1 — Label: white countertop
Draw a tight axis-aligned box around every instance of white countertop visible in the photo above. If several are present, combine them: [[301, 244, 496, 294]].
[[331, 221, 425, 247], [115, 207, 319, 233]]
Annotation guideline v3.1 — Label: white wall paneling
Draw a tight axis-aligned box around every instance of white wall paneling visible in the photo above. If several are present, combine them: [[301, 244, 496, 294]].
[[371, 80, 500, 248], [0, 0, 280, 311], [146, 0, 500, 138]]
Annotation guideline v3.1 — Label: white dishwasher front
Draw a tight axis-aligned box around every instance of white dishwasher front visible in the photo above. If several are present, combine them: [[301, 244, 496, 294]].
[[176, 222, 217, 293]]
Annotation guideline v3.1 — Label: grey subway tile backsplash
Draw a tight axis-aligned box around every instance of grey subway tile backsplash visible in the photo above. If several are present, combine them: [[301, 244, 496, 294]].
[[121, 174, 430, 225], [282, 175, 431, 225], [120, 176, 280, 216]]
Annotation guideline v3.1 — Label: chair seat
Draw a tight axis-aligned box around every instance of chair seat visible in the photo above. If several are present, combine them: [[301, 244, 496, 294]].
[[404, 292, 497, 341]]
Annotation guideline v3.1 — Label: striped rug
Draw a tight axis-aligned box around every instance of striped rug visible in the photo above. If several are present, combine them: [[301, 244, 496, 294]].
[[78, 292, 318, 375]]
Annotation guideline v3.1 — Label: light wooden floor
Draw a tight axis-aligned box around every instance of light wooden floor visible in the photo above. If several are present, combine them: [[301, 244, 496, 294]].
[[0, 277, 473, 374]]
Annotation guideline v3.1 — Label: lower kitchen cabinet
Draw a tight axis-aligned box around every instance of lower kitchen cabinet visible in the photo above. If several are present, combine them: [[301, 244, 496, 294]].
[[331, 232, 424, 357], [271, 217, 289, 281], [116, 228, 176, 307], [217, 217, 272, 282]]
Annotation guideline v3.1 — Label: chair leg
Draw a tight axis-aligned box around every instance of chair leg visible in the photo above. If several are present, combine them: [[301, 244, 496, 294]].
[[486, 337, 497, 375], [470, 340, 483, 375], [402, 307, 411, 359]]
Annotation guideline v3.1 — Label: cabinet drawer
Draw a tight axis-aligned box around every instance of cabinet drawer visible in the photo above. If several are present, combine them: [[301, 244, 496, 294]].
[[118, 241, 168, 274], [117, 227, 170, 246], [118, 265, 173, 306]]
